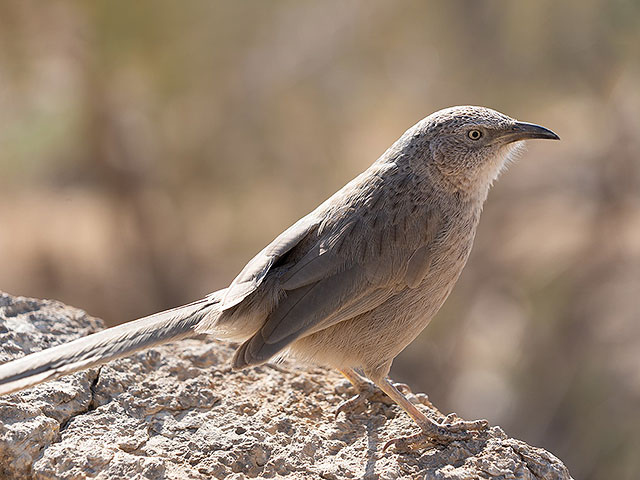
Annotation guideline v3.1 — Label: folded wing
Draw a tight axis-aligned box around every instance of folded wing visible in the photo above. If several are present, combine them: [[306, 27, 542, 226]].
[[232, 199, 440, 368]]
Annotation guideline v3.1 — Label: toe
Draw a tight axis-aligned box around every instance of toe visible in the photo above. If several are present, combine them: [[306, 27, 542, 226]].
[[392, 382, 412, 394], [441, 418, 489, 433], [383, 433, 433, 452], [335, 393, 367, 418]]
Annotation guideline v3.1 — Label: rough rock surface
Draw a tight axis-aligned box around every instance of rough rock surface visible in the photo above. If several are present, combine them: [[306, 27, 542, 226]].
[[0, 292, 573, 480]]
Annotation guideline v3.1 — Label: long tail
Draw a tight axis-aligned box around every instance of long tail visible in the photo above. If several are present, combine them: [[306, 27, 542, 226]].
[[0, 293, 222, 396]]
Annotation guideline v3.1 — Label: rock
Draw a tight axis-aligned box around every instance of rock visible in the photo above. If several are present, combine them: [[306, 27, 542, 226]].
[[0, 292, 573, 479]]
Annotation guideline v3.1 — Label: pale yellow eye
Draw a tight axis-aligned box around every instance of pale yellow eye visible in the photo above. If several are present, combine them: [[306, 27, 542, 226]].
[[468, 129, 483, 140]]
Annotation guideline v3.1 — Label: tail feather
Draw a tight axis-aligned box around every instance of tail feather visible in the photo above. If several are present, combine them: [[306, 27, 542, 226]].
[[0, 295, 222, 396]]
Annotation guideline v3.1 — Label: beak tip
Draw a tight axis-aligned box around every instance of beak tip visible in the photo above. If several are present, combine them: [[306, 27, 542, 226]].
[[512, 121, 560, 142]]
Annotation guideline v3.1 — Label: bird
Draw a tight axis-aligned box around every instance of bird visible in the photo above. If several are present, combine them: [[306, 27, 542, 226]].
[[0, 106, 559, 449]]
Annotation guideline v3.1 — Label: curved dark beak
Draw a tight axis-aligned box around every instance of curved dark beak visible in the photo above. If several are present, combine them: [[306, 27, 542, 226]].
[[503, 121, 560, 143]]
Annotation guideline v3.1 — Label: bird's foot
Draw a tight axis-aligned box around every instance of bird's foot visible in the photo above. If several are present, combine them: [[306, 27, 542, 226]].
[[335, 392, 369, 418], [335, 381, 383, 418], [336, 380, 410, 418], [383, 415, 489, 452], [391, 382, 413, 395]]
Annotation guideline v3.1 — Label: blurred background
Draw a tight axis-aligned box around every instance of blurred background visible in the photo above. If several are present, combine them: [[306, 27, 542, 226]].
[[0, 1, 639, 478]]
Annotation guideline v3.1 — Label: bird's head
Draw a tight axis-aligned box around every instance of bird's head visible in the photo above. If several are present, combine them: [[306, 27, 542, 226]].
[[404, 106, 559, 197]]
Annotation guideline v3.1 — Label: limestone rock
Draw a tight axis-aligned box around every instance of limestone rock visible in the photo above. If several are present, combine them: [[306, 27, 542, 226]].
[[0, 292, 573, 479]]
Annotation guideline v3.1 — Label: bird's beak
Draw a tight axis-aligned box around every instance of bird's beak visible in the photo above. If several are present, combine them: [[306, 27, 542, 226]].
[[501, 121, 560, 143]]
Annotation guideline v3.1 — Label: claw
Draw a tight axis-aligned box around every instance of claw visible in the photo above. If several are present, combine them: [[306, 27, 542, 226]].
[[392, 382, 412, 394], [443, 413, 457, 423], [335, 376, 396, 418], [383, 432, 433, 452], [335, 393, 368, 419], [383, 417, 489, 452]]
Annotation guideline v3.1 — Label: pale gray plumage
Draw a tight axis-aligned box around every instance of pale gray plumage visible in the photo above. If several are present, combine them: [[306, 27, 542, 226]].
[[0, 297, 218, 394], [0, 106, 558, 446]]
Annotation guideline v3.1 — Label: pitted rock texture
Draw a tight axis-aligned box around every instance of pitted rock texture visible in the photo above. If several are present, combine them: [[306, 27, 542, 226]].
[[0, 292, 573, 479]]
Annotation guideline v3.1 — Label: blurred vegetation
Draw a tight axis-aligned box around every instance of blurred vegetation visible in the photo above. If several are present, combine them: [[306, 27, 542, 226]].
[[1, 1, 639, 478]]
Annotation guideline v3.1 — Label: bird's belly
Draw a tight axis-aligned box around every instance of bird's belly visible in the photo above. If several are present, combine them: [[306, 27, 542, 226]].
[[288, 240, 472, 372]]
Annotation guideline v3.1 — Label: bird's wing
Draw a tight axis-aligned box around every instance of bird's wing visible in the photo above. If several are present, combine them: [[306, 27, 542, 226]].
[[232, 265, 391, 367], [220, 164, 392, 311], [221, 212, 321, 310], [232, 168, 440, 368]]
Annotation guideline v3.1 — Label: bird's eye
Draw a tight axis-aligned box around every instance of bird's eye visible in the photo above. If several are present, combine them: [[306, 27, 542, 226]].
[[468, 129, 483, 140]]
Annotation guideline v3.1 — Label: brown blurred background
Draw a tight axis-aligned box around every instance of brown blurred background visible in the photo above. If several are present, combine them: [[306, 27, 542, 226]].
[[1, 1, 639, 478]]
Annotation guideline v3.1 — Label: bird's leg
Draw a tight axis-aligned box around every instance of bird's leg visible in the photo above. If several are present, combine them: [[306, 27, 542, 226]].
[[374, 377, 489, 451], [336, 369, 418, 418], [335, 368, 388, 418], [340, 367, 370, 390]]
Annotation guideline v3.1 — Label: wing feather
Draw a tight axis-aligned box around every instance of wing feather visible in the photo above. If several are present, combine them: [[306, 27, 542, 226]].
[[233, 266, 366, 367], [229, 163, 443, 369], [221, 213, 320, 310], [279, 217, 361, 290]]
